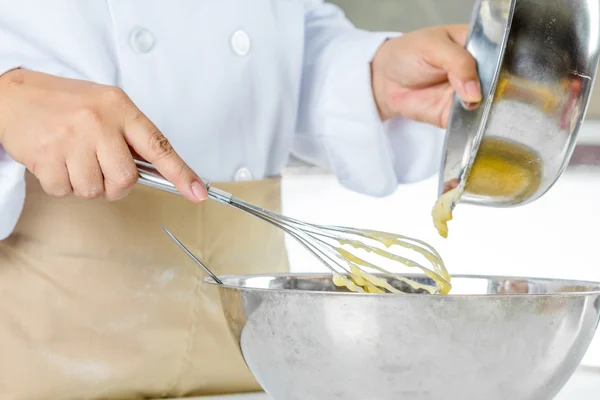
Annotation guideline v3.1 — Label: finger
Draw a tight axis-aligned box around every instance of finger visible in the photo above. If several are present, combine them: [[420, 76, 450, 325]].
[[396, 82, 454, 128], [440, 85, 457, 127], [122, 109, 207, 203], [97, 135, 138, 201], [424, 37, 482, 106], [65, 149, 105, 199], [445, 24, 470, 46], [443, 178, 460, 194], [35, 161, 73, 198]]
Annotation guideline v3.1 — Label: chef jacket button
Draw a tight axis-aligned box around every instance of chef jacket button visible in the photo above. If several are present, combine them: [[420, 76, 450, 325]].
[[130, 27, 156, 54], [231, 30, 251, 56], [234, 167, 253, 181]]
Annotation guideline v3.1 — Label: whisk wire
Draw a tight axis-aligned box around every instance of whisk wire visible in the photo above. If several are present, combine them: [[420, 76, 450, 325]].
[[135, 161, 451, 294], [228, 195, 448, 294], [230, 199, 351, 276]]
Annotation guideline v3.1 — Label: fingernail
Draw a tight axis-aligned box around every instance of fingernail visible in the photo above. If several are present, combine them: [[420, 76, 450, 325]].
[[461, 100, 479, 110], [464, 80, 482, 102], [191, 180, 208, 201]]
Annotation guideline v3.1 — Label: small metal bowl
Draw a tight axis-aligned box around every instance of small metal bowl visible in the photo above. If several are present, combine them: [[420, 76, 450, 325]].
[[439, 0, 600, 207]]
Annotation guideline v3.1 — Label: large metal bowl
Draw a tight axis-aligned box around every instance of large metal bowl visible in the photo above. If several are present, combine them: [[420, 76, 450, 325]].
[[207, 274, 600, 400], [439, 0, 600, 207]]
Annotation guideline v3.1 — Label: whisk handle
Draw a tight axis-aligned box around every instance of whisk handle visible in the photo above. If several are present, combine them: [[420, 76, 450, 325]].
[[134, 159, 232, 204]]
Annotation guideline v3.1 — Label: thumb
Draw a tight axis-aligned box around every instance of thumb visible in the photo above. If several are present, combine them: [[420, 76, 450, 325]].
[[425, 38, 482, 109], [123, 110, 208, 203]]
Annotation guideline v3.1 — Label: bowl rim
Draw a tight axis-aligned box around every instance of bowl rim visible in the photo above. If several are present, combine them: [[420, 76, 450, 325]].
[[204, 272, 600, 297]]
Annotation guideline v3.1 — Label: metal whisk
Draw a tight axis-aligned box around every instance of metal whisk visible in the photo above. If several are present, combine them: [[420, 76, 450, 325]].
[[135, 160, 451, 294]]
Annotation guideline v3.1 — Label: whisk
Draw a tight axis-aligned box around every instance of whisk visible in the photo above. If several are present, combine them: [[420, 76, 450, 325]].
[[135, 160, 451, 294]]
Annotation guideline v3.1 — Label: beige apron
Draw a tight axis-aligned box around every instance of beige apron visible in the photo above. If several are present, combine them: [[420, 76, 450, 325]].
[[0, 172, 289, 400]]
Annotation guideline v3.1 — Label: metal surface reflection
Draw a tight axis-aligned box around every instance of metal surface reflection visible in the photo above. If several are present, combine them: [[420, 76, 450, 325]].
[[206, 274, 600, 400]]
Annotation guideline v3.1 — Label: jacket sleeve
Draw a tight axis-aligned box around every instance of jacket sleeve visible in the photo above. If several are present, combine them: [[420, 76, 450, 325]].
[[0, 15, 83, 240], [0, 145, 26, 240], [292, 1, 444, 197]]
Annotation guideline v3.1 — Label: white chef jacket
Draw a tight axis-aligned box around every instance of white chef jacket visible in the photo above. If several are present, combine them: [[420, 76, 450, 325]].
[[0, 0, 444, 240]]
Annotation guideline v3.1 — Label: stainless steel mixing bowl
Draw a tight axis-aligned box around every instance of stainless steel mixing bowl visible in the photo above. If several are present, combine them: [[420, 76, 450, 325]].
[[439, 0, 600, 207], [207, 274, 600, 400]]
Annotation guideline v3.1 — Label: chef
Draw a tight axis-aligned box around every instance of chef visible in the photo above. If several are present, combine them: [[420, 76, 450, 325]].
[[0, 1, 481, 399]]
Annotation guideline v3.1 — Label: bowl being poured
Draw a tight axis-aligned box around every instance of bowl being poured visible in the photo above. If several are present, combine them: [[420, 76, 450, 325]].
[[434, 0, 600, 238], [439, 0, 600, 209]]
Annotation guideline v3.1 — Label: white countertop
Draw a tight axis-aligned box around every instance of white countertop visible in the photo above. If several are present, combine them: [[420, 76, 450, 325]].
[[188, 366, 600, 399]]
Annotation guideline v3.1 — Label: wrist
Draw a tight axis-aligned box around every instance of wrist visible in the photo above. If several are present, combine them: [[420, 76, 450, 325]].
[[371, 63, 393, 121], [370, 40, 395, 121], [0, 68, 24, 88], [0, 68, 23, 144]]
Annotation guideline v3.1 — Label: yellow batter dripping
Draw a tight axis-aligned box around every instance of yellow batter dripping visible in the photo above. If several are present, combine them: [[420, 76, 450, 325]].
[[331, 233, 452, 295], [432, 138, 541, 238], [327, 139, 540, 296]]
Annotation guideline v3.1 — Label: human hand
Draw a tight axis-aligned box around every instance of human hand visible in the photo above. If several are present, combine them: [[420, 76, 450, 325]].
[[371, 24, 482, 127], [0, 69, 207, 202]]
